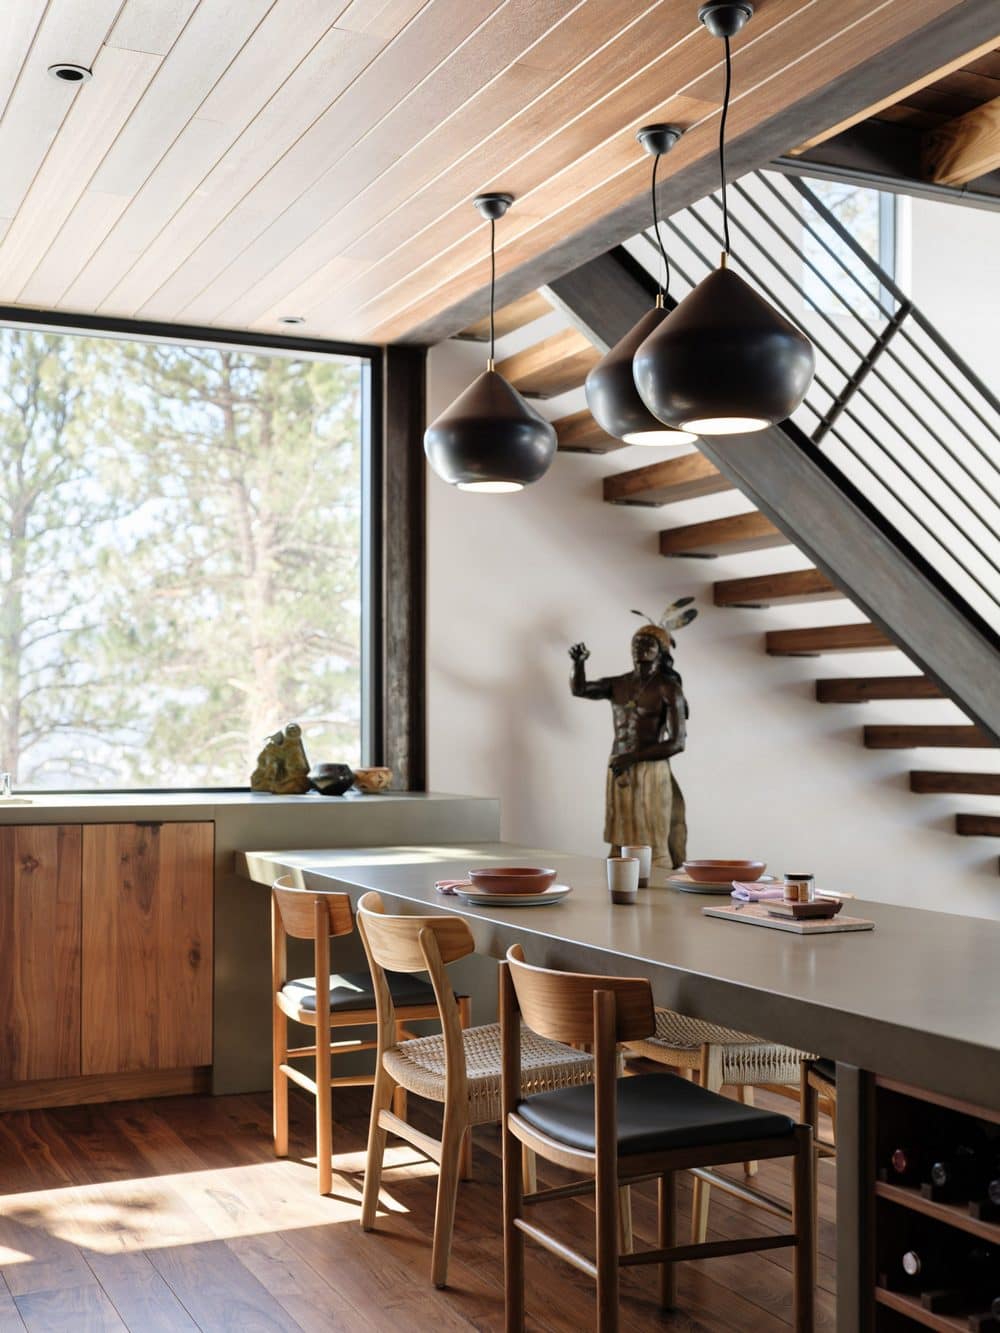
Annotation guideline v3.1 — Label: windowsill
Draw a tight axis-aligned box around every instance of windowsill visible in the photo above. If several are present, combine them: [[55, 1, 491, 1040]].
[[0, 790, 493, 819]]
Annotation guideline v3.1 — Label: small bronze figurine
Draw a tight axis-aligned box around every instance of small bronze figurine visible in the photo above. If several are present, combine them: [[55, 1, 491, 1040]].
[[250, 723, 312, 795], [570, 599, 697, 870]]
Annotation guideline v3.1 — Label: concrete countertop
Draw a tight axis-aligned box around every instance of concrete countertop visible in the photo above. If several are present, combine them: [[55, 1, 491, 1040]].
[[238, 841, 1000, 1110], [0, 790, 492, 823]]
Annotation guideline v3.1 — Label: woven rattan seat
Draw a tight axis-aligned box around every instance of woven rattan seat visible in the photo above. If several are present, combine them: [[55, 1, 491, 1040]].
[[384, 1021, 596, 1125], [627, 1007, 811, 1086]]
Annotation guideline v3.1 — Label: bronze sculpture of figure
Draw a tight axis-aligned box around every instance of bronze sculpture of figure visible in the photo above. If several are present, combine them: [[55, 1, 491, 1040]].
[[570, 599, 696, 870]]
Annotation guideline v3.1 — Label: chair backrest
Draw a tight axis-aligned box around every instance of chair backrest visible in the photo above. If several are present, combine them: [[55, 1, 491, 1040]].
[[356, 891, 473, 1094], [503, 943, 655, 1045], [271, 875, 355, 1015], [356, 891, 474, 973], [272, 874, 354, 940]]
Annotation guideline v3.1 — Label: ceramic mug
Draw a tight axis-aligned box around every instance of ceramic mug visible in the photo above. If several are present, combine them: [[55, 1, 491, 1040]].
[[607, 856, 639, 904], [621, 843, 652, 887]]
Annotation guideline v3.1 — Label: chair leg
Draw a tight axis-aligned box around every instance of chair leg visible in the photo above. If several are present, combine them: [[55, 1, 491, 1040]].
[[792, 1123, 816, 1332], [392, 1020, 409, 1120], [691, 1044, 723, 1244], [315, 1025, 333, 1196], [658, 1171, 677, 1310], [617, 1185, 633, 1255], [503, 1127, 526, 1332], [458, 995, 474, 1180], [595, 1155, 619, 1332], [431, 1111, 467, 1289], [800, 1065, 822, 1276], [272, 1006, 288, 1159], [738, 1085, 758, 1176], [361, 1062, 396, 1232]]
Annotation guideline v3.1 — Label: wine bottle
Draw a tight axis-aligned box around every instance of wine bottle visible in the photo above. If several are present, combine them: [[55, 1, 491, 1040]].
[[918, 1245, 1000, 1315], [930, 1142, 984, 1202], [887, 1143, 928, 1186]]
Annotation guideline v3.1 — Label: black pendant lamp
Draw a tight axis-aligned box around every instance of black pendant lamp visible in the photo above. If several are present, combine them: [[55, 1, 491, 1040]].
[[633, 2, 815, 434], [584, 125, 697, 448], [424, 193, 556, 492]]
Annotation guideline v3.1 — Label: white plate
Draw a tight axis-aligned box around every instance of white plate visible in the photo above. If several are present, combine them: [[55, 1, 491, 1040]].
[[665, 874, 778, 896], [454, 883, 572, 908]]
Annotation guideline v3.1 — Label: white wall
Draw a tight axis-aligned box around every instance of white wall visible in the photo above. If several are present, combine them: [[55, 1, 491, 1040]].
[[426, 330, 1000, 922]]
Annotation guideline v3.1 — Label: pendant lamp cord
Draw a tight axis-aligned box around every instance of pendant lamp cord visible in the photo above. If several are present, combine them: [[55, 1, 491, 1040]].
[[488, 216, 496, 367], [719, 33, 732, 257], [651, 150, 670, 301]]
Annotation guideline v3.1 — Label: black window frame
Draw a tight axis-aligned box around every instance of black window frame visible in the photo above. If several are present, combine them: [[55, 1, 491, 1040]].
[[0, 304, 384, 795]]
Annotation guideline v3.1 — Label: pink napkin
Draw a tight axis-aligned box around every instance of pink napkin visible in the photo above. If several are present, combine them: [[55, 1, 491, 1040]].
[[731, 882, 784, 901], [435, 879, 471, 895]]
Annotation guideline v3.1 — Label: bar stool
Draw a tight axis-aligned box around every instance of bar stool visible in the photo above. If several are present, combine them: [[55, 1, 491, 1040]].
[[356, 891, 602, 1289], [271, 875, 454, 1195], [626, 1007, 812, 1241], [501, 945, 815, 1333]]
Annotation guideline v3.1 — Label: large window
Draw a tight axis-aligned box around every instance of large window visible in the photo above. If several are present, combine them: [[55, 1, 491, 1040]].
[[0, 323, 372, 790], [801, 179, 896, 317]]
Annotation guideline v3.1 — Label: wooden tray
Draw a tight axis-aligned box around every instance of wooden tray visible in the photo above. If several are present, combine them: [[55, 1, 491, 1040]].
[[703, 901, 874, 934]]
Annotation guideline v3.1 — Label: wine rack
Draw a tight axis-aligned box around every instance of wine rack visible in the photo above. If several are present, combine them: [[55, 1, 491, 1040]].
[[874, 1078, 1000, 1332]]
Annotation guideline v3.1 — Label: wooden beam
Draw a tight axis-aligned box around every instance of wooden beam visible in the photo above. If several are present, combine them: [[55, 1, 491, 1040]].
[[911, 771, 1000, 795], [660, 512, 786, 558], [456, 291, 551, 342], [767, 624, 893, 656], [790, 35, 1000, 155], [864, 725, 995, 749], [495, 328, 598, 398], [554, 410, 624, 454], [606, 452, 732, 507], [924, 91, 1000, 184], [380, 345, 426, 791], [714, 568, 838, 607], [816, 676, 943, 703]]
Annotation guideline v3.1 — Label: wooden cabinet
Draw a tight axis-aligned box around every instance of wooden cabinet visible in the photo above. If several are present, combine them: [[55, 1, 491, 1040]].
[[0, 820, 213, 1102], [0, 825, 82, 1082], [82, 822, 214, 1075]]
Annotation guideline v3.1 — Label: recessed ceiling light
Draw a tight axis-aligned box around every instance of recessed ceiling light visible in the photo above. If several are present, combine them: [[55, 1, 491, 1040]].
[[48, 63, 92, 83], [278, 316, 305, 326]]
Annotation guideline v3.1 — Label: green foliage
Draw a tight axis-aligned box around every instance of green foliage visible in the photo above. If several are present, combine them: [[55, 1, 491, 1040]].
[[0, 329, 363, 787]]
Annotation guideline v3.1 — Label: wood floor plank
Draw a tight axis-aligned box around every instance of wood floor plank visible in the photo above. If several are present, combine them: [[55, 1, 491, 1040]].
[[146, 1240, 302, 1333], [0, 1088, 827, 1331], [79, 1254, 197, 1333], [0, 1274, 27, 1332], [14, 1284, 126, 1333]]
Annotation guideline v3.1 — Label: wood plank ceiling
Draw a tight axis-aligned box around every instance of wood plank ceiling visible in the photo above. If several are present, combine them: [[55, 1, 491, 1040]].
[[1, 0, 998, 347]]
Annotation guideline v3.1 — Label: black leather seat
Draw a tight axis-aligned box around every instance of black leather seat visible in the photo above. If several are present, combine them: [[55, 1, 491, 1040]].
[[517, 1072, 795, 1156], [282, 970, 436, 1013], [810, 1058, 836, 1084]]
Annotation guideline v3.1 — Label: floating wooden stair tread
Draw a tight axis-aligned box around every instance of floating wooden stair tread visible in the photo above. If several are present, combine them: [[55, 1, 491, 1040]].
[[766, 624, 893, 656], [864, 725, 996, 749], [911, 771, 1000, 795], [605, 452, 733, 506], [555, 410, 624, 454], [956, 814, 1000, 837], [816, 676, 944, 703], [457, 291, 551, 342], [495, 328, 598, 398], [660, 512, 786, 558], [715, 568, 839, 607]]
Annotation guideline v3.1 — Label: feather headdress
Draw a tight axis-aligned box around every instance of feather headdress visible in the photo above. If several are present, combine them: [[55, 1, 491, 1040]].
[[630, 596, 698, 647]]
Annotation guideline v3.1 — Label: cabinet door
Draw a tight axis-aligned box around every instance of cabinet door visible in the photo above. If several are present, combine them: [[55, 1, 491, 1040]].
[[82, 822, 213, 1075], [0, 825, 82, 1082]]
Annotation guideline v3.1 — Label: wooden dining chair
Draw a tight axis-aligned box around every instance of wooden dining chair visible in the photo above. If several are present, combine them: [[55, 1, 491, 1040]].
[[271, 874, 445, 1195], [626, 1007, 812, 1242], [356, 891, 601, 1289], [500, 945, 815, 1332]]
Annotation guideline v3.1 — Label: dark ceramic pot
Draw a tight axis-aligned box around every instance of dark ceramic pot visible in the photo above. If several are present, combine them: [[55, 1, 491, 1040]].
[[309, 763, 355, 797]]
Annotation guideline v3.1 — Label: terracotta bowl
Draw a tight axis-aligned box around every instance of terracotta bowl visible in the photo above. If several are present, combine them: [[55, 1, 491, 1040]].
[[352, 766, 393, 794], [683, 859, 767, 883], [468, 866, 557, 895]]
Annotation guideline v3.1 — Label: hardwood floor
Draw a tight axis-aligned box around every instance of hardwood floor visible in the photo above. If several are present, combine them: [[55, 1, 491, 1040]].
[[0, 1084, 836, 1330]]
